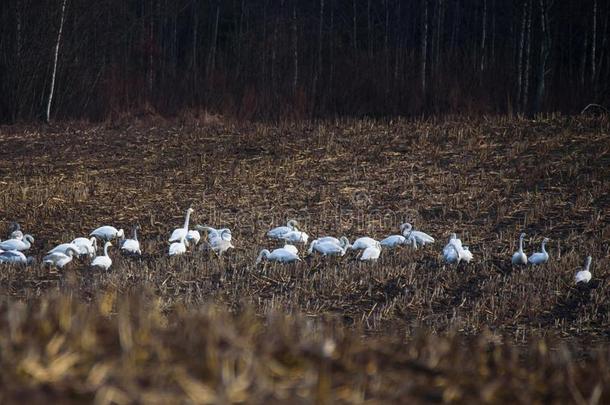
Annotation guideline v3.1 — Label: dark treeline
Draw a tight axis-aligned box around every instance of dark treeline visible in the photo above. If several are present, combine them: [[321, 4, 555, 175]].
[[0, 0, 608, 123]]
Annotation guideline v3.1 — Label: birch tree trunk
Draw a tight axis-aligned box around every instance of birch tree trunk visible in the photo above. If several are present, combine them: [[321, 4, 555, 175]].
[[46, 0, 68, 123]]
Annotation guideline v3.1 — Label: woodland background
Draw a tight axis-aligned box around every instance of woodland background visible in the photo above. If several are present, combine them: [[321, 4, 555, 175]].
[[0, 0, 608, 122]]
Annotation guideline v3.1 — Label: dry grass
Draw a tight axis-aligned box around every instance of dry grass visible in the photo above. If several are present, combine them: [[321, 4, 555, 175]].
[[0, 115, 609, 402]]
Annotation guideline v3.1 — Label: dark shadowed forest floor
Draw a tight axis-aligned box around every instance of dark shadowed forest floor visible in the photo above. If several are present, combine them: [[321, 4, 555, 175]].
[[0, 115, 609, 403]]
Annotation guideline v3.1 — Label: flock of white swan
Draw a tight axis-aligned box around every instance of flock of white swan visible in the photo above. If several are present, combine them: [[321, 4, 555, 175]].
[[0, 208, 594, 285]]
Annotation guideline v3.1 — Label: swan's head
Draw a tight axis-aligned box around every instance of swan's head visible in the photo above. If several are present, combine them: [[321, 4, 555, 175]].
[[89, 236, 98, 247], [340, 236, 351, 249], [542, 237, 549, 244], [400, 223, 412, 233], [519, 232, 526, 239], [67, 247, 79, 257], [9, 222, 20, 232], [448, 233, 457, 242], [255, 249, 270, 265], [105, 242, 113, 248], [287, 219, 299, 230], [24, 234, 35, 243], [187, 207, 195, 215], [220, 229, 231, 239], [117, 229, 125, 239]]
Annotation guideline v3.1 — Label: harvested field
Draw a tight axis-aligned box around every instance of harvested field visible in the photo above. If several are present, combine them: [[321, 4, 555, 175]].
[[0, 115, 609, 402]]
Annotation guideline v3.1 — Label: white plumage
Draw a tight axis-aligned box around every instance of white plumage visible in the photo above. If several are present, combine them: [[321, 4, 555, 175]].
[[380, 235, 407, 248], [72, 237, 97, 257], [169, 208, 194, 243], [90, 226, 124, 241], [91, 242, 113, 270], [43, 247, 79, 269], [279, 230, 309, 244], [359, 242, 382, 261], [169, 236, 187, 256], [308, 238, 349, 256], [528, 238, 549, 265], [0, 234, 34, 251], [256, 247, 301, 264], [0, 250, 34, 265], [575, 256, 592, 284], [400, 223, 435, 246], [120, 226, 141, 255], [511, 233, 527, 265], [351, 237, 378, 250], [267, 220, 299, 239], [47, 242, 80, 255]]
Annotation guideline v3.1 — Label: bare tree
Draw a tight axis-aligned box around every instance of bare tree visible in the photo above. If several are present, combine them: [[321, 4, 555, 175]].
[[46, 0, 68, 123], [591, 0, 597, 86], [523, 0, 532, 113], [292, 0, 298, 95], [534, 0, 552, 113], [517, 0, 527, 110], [421, 0, 428, 94], [480, 0, 487, 72]]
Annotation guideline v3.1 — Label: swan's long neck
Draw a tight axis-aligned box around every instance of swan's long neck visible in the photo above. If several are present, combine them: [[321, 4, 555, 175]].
[[103, 243, 110, 256], [183, 210, 192, 230], [518, 235, 524, 252], [256, 249, 270, 263], [585, 256, 592, 271], [133, 227, 138, 241], [307, 242, 315, 254], [541, 241, 547, 254]]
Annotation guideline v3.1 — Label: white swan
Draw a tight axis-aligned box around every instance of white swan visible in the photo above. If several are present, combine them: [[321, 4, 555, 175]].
[[575, 256, 592, 284], [308, 237, 350, 256], [461, 246, 474, 263], [443, 234, 471, 264], [91, 242, 113, 270], [169, 236, 187, 256], [528, 238, 549, 265], [43, 247, 79, 269], [400, 223, 435, 246], [256, 247, 301, 264], [0, 234, 34, 251], [380, 235, 406, 249], [0, 250, 34, 265], [120, 225, 141, 255], [47, 242, 80, 256], [90, 226, 125, 241], [169, 208, 194, 243], [279, 230, 309, 244], [186, 230, 201, 245], [511, 233, 527, 265], [350, 237, 378, 250], [315, 236, 342, 245], [267, 219, 299, 239], [72, 237, 97, 257], [196, 225, 233, 242], [443, 242, 460, 264], [209, 238, 234, 256], [359, 242, 382, 261], [282, 244, 299, 255]]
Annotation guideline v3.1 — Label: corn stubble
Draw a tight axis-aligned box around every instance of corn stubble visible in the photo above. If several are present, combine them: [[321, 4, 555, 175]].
[[0, 115, 608, 402]]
